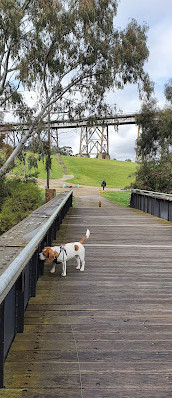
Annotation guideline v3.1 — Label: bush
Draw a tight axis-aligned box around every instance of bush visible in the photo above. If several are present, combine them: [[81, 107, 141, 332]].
[[0, 177, 6, 211], [133, 158, 172, 193], [0, 179, 44, 235]]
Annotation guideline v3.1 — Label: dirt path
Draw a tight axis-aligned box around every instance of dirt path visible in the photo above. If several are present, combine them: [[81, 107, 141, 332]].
[[37, 175, 122, 197]]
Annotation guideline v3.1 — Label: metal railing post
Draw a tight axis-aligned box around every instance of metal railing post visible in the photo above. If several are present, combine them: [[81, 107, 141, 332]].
[[0, 302, 4, 388], [15, 272, 25, 333]]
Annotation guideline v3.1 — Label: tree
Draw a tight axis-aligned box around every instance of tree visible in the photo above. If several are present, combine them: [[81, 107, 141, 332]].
[[136, 98, 172, 161], [0, 0, 153, 178], [165, 79, 172, 104], [135, 99, 160, 160], [132, 156, 172, 193], [134, 80, 172, 193], [57, 146, 73, 156]]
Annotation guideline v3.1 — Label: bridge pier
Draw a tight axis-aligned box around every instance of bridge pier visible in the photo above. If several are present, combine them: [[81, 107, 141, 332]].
[[79, 125, 110, 158]]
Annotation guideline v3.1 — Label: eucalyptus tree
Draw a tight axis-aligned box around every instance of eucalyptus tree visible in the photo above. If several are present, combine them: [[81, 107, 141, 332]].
[[136, 81, 172, 160], [134, 80, 172, 193], [0, 0, 152, 179], [165, 79, 172, 104]]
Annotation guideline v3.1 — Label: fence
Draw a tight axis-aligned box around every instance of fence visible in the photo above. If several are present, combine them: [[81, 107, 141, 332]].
[[0, 189, 73, 388], [130, 189, 172, 221]]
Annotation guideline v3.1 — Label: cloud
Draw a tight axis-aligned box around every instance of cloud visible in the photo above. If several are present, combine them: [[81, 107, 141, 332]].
[[109, 125, 138, 161], [103, 0, 172, 160], [58, 129, 80, 155], [146, 24, 172, 82], [116, 0, 172, 28]]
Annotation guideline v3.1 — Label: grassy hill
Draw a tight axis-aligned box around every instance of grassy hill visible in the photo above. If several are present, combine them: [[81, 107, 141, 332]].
[[10, 153, 64, 179], [62, 156, 137, 188], [10, 154, 138, 188]]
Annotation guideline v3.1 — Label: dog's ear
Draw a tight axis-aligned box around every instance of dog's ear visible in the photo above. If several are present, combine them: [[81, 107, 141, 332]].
[[43, 247, 55, 263]]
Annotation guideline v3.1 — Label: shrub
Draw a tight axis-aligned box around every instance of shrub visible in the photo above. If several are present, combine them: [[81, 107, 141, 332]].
[[133, 158, 172, 193], [0, 177, 6, 211], [0, 179, 43, 235]]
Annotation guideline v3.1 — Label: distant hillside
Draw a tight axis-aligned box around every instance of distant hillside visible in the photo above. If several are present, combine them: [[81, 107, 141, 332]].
[[9, 154, 138, 188], [62, 156, 137, 188]]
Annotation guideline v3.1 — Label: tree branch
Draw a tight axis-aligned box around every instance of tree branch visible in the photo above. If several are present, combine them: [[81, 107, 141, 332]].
[[0, 43, 12, 93], [0, 68, 103, 177]]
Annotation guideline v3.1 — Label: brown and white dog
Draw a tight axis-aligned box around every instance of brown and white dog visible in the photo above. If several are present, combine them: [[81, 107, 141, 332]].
[[39, 229, 90, 277]]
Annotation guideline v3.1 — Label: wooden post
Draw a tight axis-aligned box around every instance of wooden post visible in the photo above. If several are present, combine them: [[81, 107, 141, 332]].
[[98, 188, 102, 207], [45, 189, 56, 203]]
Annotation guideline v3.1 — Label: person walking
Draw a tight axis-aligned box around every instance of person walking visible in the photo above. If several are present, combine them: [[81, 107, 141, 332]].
[[101, 180, 106, 191]]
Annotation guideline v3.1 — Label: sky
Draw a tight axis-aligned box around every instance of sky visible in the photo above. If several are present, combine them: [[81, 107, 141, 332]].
[[4, 0, 172, 162], [58, 0, 172, 161]]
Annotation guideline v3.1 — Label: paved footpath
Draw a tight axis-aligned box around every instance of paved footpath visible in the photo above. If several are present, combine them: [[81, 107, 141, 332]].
[[2, 195, 172, 397]]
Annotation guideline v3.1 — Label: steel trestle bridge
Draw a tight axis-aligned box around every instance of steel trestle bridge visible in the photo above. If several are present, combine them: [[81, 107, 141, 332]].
[[0, 113, 137, 158]]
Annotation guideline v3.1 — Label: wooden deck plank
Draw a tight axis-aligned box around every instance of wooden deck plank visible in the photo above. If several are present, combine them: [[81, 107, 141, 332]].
[[2, 201, 172, 397]]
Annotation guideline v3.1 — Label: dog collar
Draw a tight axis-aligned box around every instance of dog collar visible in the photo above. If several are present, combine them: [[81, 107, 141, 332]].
[[59, 246, 67, 256], [54, 246, 67, 263]]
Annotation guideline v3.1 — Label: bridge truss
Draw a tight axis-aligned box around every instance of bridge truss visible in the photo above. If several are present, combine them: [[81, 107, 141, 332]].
[[0, 113, 137, 158]]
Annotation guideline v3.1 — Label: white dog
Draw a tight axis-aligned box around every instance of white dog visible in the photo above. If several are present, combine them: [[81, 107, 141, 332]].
[[39, 229, 90, 277]]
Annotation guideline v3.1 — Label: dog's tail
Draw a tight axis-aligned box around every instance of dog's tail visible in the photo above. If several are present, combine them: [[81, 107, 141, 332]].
[[79, 229, 90, 244]]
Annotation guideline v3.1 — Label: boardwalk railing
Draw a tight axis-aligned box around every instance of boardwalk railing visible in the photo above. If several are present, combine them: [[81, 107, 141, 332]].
[[130, 189, 172, 221], [0, 189, 73, 388]]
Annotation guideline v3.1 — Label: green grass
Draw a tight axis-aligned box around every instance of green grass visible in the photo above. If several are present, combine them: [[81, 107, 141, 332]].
[[62, 156, 137, 188], [9, 153, 64, 179], [102, 191, 131, 207], [9, 153, 138, 189]]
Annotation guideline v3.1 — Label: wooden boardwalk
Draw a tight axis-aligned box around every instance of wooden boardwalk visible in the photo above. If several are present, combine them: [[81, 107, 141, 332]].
[[2, 196, 172, 397]]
